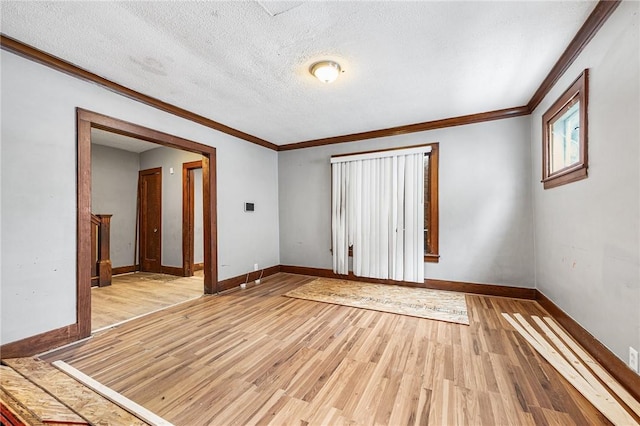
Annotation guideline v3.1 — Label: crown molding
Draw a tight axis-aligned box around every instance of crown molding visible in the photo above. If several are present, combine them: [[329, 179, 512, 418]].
[[277, 106, 530, 151], [279, 0, 621, 151], [0, 34, 278, 151], [527, 0, 621, 112], [1, 1, 620, 152]]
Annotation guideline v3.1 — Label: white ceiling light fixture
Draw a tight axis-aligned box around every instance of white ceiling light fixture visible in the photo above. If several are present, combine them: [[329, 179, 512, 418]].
[[310, 61, 341, 83]]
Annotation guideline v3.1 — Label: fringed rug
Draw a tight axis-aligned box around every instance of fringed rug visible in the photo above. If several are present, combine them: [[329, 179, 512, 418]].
[[284, 278, 469, 325]]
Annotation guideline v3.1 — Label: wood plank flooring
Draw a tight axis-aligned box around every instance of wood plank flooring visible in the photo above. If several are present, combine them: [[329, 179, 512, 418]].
[[91, 272, 203, 331], [44, 273, 630, 425]]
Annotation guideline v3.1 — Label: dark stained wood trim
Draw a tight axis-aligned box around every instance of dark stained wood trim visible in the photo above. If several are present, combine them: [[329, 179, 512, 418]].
[[528, 0, 621, 111], [182, 161, 203, 277], [427, 143, 439, 259], [0, 324, 78, 359], [95, 214, 113, 287], [542, 165, 588, 190], [112, 265, 137, 275], [202, 154, 218, 295], [541, 69, 589, 189], [77, 115, 92, 339], [278, 106, 530, 151], [0, 34, 277, 151], [161, 265, 186, 277], [424, 278, 536, 300], [331, 142, 436, 159], [217, 265, 282, 293], [114, 264, 203, 276], [535, 289, 640, 403], [77, 108, 218, 346], [280, 265, 537, 299], [80, 109, 215, 154]]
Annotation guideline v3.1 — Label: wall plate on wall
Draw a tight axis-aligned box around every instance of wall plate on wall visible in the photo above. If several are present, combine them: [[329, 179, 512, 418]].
[[245, 202, 255, 212]]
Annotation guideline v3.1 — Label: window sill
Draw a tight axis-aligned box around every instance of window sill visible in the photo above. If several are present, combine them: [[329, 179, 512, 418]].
[[424, 254, 440, 263], [542, 165, 587, 189]]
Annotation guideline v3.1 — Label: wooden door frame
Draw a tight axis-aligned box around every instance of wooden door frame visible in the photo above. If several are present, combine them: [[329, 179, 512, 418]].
[[182, 160, 203, 277], [77, 108, 218, 338], [138, 167, 163, 273]]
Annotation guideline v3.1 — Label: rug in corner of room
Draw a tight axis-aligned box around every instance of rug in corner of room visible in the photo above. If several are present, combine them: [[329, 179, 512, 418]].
[[284, 278, 469, 325]]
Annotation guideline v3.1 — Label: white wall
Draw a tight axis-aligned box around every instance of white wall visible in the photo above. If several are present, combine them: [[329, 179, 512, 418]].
[[279, 116, 535, 287], [0, 50, 280, 345], [139, 146, 203, 268], [91, 144, 139, 268], [530, 1, 640, 364]]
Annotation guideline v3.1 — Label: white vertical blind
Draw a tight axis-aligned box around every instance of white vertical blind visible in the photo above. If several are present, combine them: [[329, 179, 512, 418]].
[[331, 147, 426, 283]]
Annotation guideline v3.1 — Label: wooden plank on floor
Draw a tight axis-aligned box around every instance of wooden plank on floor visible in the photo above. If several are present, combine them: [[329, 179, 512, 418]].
[[503, 313, 636, 426], [532, 317, 615, 401], [543, 316, 640, 418], [0, 366, 87, 425], [3, 358, 150, 425], [53, 360, 174, 426]]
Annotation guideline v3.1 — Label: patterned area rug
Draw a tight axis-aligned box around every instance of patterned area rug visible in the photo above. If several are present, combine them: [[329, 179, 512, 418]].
[[284, 278, 469, 325]]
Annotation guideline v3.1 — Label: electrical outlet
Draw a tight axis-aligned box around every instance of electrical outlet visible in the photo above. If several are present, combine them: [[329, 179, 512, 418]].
[[254, 263, 261, 285], [630, 347, 639, 373]]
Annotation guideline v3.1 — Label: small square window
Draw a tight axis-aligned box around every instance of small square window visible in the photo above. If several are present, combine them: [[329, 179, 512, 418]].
[[542, 69, 588, 189]]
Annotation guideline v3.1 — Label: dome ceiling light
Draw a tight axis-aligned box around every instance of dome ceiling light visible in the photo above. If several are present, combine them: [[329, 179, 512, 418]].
[[310, 61, 341, 83]]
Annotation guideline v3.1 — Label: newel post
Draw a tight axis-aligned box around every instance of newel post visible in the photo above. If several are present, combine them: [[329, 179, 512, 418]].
[[96, 214, 113, 287]]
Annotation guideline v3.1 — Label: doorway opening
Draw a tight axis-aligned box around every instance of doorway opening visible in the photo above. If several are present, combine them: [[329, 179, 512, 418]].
[[182, 161, 203, 277], [77, 108, 217, 338]]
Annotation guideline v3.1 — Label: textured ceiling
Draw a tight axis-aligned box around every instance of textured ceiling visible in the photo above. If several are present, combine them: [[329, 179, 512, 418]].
[[91, 128, 158, 154], [1, 1, 596, 146]]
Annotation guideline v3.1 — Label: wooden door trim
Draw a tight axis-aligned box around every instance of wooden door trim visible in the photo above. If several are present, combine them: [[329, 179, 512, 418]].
[[182, 161, 203, 277], [77, 108, 218, 340], [138, 167, 162, 273]]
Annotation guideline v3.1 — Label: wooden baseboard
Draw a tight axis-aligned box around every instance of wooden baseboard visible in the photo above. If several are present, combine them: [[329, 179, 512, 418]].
[[161, 265, 186, 277], [217, 265, 281, 293], [279, 265, 536, 299], [425, 278, 536, 299], [115, 265, 196, 277], [112, 265, 137, 275], [535, 290, 640, 404], [0, 323, 78, 359]]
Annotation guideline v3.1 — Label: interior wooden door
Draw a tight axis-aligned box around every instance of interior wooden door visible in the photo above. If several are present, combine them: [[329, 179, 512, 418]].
[[182, 160, 203, 277], [139, 167, 162, 273]]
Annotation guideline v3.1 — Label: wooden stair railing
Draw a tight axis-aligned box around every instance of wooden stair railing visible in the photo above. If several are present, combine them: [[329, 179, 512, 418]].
[[91, 214, 112, 287]]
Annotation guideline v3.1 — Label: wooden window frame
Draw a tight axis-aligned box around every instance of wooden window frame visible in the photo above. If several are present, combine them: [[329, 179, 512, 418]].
[[542, 69, 588, 189], [424, 143, 439, 262], [330, 142, 439, 263]]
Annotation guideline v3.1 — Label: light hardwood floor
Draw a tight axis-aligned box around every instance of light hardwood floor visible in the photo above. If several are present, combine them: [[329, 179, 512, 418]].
[[91, 272, 203, 331], [45, 273, 627, 425]]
